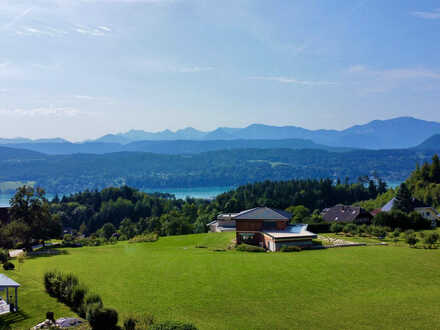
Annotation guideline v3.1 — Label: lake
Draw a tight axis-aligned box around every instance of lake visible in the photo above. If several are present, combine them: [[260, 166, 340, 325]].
[[0, 186, 235, 207]]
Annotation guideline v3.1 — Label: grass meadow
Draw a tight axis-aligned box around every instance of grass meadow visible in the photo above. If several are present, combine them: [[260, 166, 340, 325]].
[[2, 232, 440, 329]]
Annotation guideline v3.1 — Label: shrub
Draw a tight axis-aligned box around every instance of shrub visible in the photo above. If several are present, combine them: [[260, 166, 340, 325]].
[[3, 262, 14, 270], [405, 234, 419, 247], [330, 223, 344, 233], [87, 307, 118, 330], [129, 233, 159, 244], [371, 226, 387, 238], [44, 271, 58, 296], [236, 244, 265, 252], [124, 317, 137, 330], [343, 223, 358, 235], [280, 245, 301, 252], [150, 321, 198, 330], [124, 314, 155, 329], [71, 285, 88, 311], [0, 248, 9, 264], [79, 293, 104, 318], [424, 232, 439, 248]]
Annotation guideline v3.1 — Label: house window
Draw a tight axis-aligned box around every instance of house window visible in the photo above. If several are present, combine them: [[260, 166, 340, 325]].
[[239, 233, 256, 244], [263, 221, 277, 230]]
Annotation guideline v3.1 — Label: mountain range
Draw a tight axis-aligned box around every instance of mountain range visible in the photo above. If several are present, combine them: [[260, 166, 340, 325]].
[[2, 117, 440, 153]]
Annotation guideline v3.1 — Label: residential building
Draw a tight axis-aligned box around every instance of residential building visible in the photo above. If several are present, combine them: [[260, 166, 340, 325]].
[[321, 205, 372, 224], [414, 207, 439, 228], [216, 207, 317, 251]]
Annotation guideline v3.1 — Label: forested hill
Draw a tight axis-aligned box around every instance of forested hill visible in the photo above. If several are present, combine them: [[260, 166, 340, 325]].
[[0, 146, 45, 161], [414, 135, 440, 150], [0, 138, 348, 155], [1, 146, 440, 194]]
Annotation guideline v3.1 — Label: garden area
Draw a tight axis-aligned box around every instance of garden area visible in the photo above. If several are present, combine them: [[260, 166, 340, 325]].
[[1, 231, 440, 329]]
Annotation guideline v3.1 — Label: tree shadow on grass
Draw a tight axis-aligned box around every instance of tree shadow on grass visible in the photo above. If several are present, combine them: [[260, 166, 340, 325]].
[[26, 249, 69, 259], [0, 310, 29, 329]]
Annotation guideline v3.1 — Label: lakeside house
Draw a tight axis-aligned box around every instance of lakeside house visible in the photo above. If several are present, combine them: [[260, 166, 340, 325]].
[[379, 198, 438, 227], [213, 207, 317, 251], [321, 205, 372, 224]]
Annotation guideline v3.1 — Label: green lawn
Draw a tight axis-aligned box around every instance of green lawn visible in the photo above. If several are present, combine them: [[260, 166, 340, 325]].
[[2, 232, 440, 330]]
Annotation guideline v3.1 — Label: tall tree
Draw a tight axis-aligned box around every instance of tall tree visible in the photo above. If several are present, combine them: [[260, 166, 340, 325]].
[[8, 186, 61, 249], [393, 183, 413, 213], [430, 154, 440, 183]]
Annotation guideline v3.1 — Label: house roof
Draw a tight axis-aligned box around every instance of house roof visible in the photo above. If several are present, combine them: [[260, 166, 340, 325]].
[[225, 207, 292, 221], [0, 274, 20, 288], [381, 198, 396, 212], [321, 205, 372, 223]]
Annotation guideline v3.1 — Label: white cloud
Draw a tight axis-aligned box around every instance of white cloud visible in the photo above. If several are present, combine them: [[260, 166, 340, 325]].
[[411, 8, 440, 19], [75, 25, 111, 36], [0, 107, 82, 118], [98, 25, 111, 32], [249, 76, 338, 86], [347, 65, 440, 94], [15, 26, 68, 37]]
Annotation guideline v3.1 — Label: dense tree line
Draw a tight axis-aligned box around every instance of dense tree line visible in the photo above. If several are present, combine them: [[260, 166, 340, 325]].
[[407, 154, 440, 207], [49, 178, 386, 238]]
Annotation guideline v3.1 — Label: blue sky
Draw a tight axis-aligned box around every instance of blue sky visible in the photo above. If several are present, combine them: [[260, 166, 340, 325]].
[[1, 0, 440, 141]]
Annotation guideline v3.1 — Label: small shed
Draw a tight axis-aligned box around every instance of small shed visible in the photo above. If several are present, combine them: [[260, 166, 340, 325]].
[[0, 274, 20, 314]]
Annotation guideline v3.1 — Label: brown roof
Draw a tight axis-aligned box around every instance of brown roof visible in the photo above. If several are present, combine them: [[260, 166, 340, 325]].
[[321, 205, 372, 223]]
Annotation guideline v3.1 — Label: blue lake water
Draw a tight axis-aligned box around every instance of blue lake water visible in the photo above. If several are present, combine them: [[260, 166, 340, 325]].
[[0, 186, 235, 207], [0, 182, 401, 207]]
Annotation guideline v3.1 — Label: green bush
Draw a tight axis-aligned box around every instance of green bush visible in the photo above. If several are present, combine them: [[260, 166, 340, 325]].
[[124, 317, 137, 330], [129, 233, 159, 244], [424, 232, 439, 248], [71, 285, 88, 310], [280, 245, 302, 252], [0, 248, 9, 264], [150, 321, 198, 330], [44, 271, 58, 296], [79, 293, 103, 318], [330, 223, 344, 233], [3, 261, 14, 270], [236, 244, 265, 252], [343, 223, 358, 235], [87, 306, 118, 330], [405, 234, 419, 247]]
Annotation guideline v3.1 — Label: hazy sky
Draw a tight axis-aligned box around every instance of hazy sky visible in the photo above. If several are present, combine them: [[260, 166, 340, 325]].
[[1, 0, 440, 141]]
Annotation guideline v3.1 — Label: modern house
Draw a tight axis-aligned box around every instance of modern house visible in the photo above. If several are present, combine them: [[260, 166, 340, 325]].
[[206, 215, 236, 232], [216, 207, 317, 251], [380, 198, 438, 227], [321, 205, 372, 224]]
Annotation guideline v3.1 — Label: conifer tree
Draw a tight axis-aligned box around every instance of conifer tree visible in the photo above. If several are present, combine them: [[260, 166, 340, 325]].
[[430, 154, 440, 183], [393, 183, 413, 214]]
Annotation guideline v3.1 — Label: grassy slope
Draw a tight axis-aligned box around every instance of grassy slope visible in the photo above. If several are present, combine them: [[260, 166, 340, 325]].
[[2, 232, 440, 330]]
